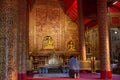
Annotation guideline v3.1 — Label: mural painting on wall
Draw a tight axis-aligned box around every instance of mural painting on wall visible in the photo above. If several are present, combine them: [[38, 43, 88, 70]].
[[36, 8, 60, 31], [85, 27, 99, 58], [29, 2, 80, 52], [36, 8, 60, 51]]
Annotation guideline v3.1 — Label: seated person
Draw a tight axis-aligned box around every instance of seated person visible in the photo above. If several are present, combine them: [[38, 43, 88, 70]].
[[43, 36, 55, 49], [67, 55, 80, 78]]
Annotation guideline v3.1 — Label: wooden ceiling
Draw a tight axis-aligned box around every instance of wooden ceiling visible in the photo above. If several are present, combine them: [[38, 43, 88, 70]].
[[28, 0, 120, 28], [63, 0, 120, 28]]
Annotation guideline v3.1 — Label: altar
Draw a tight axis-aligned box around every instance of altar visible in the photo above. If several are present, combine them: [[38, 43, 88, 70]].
[[31, 50, 79, 73], [38, 53, 69, 73], [29, 36, 80, 73]]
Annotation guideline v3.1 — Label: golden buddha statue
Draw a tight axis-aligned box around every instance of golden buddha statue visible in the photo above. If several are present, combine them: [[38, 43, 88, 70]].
[[43, 36, 55, 49], [67, 40, 76, 51], [27, 56, 33, 71]]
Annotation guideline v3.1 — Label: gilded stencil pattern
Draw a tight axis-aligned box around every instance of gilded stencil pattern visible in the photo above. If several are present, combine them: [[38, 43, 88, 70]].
[[0, 1, 9, 80], [0, 0, 18, 80], [17, 0, 28, 74], [97, 0, 111, 70], [29, 1, 79, 52], [36, 8, 61, 50], [0, 38, 6, 80]]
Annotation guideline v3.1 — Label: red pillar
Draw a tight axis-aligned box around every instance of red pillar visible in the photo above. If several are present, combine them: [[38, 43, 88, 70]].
[[97, 0, 112, 79]]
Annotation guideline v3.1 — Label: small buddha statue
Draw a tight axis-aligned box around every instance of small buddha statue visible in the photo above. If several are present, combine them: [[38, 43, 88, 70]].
[[43, 36, 55, 49], [67, 40, 76, 51], [48, 53, 60, 65], [27, 56, 33, 71]]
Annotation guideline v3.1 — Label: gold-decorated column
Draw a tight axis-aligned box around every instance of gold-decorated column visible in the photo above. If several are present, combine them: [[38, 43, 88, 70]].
[[18, 0, 29, 80], [0, 0, 18, 80], [77, 0, 86, 61], [97, 0, 112, 79]]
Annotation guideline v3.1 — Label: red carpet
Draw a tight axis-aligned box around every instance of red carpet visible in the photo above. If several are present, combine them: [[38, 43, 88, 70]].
[[26, 73, 120, 80]]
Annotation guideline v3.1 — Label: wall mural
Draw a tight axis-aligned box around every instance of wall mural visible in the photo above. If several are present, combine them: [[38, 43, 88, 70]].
[[29, 0, 79, 53], [85, 26, 99, 59], [85, 27, 120, 61], [35, 8, 60, 51]]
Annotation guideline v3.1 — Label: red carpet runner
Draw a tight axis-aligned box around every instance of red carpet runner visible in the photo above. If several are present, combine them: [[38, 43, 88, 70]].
[[26, 73, 120, 80]]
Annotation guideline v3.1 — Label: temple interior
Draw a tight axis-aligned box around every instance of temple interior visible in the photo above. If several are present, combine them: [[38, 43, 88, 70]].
[[0, 0, 120, 80], [28, 0, 120, 74]]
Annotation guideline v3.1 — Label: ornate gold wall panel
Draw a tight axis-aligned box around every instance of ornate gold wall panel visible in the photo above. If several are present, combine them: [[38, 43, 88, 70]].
[[85, 26, 99, 59], [29, 0, 79, 53]]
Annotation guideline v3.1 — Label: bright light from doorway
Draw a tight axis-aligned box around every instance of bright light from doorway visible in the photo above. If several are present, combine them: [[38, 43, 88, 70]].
[[113, 1, 118, 5], [114, 31, 118, 34]]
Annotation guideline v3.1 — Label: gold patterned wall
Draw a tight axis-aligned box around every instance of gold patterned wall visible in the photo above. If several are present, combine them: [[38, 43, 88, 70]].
[[29, 0, 79, 53], [85, 26, 99, 59]]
